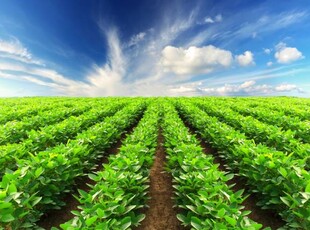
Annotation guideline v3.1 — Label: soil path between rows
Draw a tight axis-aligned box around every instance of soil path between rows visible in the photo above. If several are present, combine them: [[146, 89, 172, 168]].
[[136, 130, 183, 230]]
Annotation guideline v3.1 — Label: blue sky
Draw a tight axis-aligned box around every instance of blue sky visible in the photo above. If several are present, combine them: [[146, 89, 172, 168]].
[[0, 0, 309, 97]]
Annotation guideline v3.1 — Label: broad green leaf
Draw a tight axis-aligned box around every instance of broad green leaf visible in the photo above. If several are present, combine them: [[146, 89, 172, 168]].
[[120, 216, 131, 230], [217, 208, 226, 218], [191, 216, 203, 230], [0, 191, 7, 199], [35, 167, 44, 178], [32, 196, 42, 206], [224, 216, 237, 226], [278, 167, 287, 178], [8, 184, 17, 193], [177, 214, 187, 224], [85, 216, 97, 226], [225, 173, 234, 181], [0, 214, 15, 223], [305, 182, 310, 193], [96, 208, 106, 218], [280, 196, 291, 207]]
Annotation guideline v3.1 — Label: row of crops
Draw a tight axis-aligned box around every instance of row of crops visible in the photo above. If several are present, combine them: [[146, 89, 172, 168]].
[[0, 97, 309, 229]]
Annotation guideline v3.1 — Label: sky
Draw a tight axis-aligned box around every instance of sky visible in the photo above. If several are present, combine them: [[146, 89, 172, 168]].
[[0, 0, 310, 97]]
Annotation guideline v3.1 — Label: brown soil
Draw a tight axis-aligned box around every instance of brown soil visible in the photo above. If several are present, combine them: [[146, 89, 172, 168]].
[[180, 115, 285, 229], [136, 131, 183, 230], [37, 120, 140, 230]]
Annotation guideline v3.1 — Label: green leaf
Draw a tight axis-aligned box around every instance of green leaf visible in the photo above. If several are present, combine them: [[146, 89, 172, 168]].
[[191, 216, 203, 230], [278, 167, 287, 178], [120, 216, 131, 230], [35, 167, 44, 178], [305, 182, 310, 193], [0, 191, 7, 199], [96, 208, 106, 218], [135, 214, 145, 223], [32, 196, 42, 206], [280, 196, 291, 207], [224, 216, 237, 226], [177, 214, 188, 224], [88, 173, 98, 181], [0, 214, 15, 223], [225, 173, 234, 181], [8, 184, 17, 193], [85, 216, 97, 226], [217, 208, 225, 218]]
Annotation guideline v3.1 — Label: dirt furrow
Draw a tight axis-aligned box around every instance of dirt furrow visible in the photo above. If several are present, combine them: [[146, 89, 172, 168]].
[[136, 131, 182, 230]]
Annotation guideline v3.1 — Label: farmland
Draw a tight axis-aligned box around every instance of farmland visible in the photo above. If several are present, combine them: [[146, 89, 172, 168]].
[[0, 97, 309, 230]]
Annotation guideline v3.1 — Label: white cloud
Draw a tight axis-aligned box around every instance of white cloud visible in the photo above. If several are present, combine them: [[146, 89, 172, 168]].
[[160, 45, 233, 75], [199, 81, 303, 95], [0, 39, 31, 58], [235, 51, 255, 66], [170, 86, 198, 94], [204, 17, 214, 24], [275, 42, 303, 64], [267, 61, 273, 67], [0, 38, 43, 66], [275, 83, 298, 92], [127, 32, 146, 47], [240, 80, 256, 88], [264, 48, 271, 54], [202, 14, 223, 24]]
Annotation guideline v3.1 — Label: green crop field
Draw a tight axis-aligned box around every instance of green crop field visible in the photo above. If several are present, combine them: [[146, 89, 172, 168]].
[[0, 97, 309, 230]]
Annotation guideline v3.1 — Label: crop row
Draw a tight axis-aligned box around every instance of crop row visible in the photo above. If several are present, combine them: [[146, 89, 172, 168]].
[[193, 99, 310, 165], [0, 99, 82, 125], [0, 101, 146, 229], [0, 100, 127, 178], [161, 102, 263, 229], [0, 102, 95, 145], [223, 100, 310, 144], [220, 97, 310, 122], [59, 101, 160, 229], [175, 99, 310, 229]]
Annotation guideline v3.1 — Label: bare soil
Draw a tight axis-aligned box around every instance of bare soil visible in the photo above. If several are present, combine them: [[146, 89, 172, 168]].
[[136, 131, 183, 230], [37, 120, 140, 229], [181, 115, 285, 229]]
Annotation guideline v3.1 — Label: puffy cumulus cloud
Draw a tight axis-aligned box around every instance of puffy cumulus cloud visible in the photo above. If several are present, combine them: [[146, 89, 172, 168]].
[[264, 48, 271, 54], [235, 51, 255, 66], [160, 45, 233, 75], [275, 83, 300, 92], [267, 61, 273, 67], [170, 86, 198, 94], [275, 42, 304, 64], [198, 81, 303, 96]]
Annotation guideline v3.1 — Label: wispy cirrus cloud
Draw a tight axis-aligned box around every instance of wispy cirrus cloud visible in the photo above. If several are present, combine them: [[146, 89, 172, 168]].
[[0, 38, 44, 66], [187, 10, 307, 47]]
